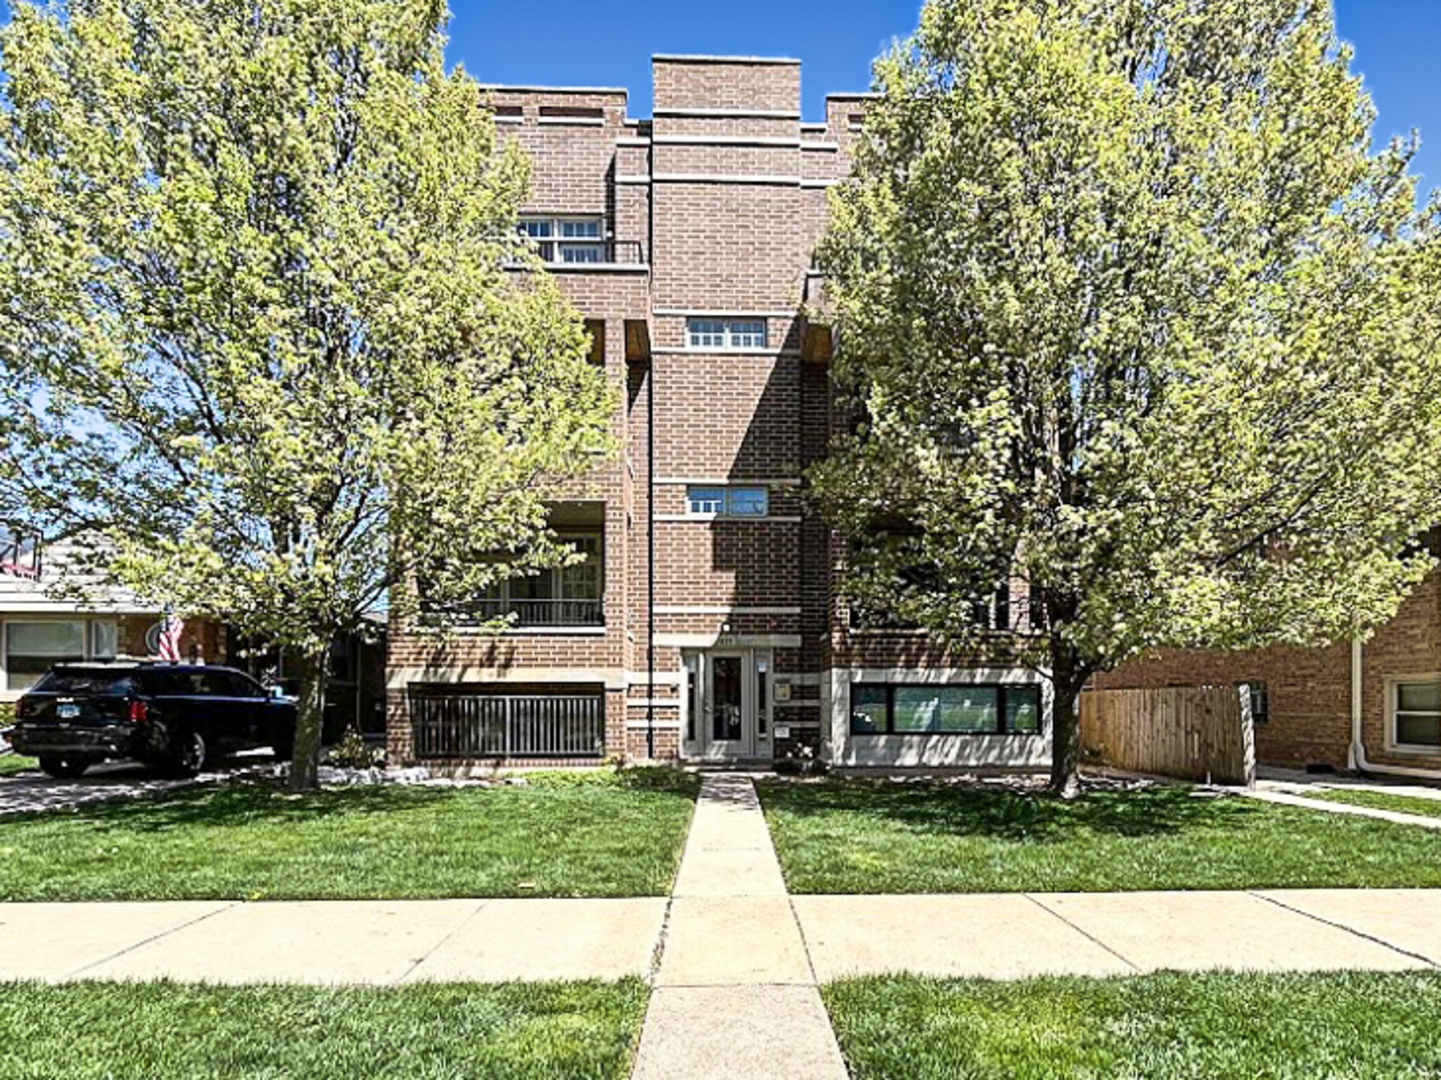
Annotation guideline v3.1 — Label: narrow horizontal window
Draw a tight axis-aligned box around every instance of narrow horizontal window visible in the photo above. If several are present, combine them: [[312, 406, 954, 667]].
[[686, 318, 769, 350], [687, 486, 769, 518]]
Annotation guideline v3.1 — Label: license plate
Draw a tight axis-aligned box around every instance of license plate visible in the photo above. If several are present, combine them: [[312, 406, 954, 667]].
[[57, 704, 80, 719]]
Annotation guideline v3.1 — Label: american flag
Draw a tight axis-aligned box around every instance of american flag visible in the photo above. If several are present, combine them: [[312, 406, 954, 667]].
[[157, 612, 184, 662]]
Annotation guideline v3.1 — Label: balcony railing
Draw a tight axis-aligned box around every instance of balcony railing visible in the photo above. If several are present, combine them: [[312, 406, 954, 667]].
[[409, 691, 605, 759], [428, 597, 604, 629], [543, 239, 645, 266]]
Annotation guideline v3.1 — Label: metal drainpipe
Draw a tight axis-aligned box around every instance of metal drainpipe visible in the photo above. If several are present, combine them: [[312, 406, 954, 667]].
[[646, 354, 656, 759]]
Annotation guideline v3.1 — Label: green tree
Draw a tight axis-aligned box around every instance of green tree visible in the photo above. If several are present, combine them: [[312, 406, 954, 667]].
[[0, 0, 617, 789], [813, 0, 1441, 795]]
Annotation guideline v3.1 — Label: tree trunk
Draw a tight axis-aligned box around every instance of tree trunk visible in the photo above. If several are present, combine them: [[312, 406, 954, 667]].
[[288, 644, 329, 793], [1048, 639, 1084, 799]]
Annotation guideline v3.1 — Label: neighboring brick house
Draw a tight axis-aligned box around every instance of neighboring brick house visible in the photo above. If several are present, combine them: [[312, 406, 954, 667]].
[[385, 55, 1053, 771], [1094, 570, 1441, 779], [0, 538, 222, 703]]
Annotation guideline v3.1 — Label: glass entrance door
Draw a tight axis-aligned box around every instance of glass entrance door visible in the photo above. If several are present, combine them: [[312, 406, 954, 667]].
[[687, 648, 773, 761]]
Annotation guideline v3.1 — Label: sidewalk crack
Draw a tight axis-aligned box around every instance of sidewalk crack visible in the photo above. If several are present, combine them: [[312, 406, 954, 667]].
[[1249, 891, 1440, 969], [66, 900, 242, 979], [1025, 894, 1141, 974], [390, 898, 492, 986]]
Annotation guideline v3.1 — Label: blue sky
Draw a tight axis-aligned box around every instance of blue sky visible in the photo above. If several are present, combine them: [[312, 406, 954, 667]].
[[443, 0, 1440, 196], [0, 1, 1434, 194]]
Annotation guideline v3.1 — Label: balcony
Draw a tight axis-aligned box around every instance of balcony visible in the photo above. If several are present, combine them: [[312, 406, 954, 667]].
[[443, 597, 604, 629], [537, 239, 646, 267]]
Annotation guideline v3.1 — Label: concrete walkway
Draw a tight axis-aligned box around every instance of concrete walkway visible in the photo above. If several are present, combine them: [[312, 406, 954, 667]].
[[0, 897, 666, 984], [632, 773, 848, 1080]]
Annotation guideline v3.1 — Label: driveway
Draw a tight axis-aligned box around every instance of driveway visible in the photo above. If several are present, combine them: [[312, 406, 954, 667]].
[[0, 756, 275, 816]]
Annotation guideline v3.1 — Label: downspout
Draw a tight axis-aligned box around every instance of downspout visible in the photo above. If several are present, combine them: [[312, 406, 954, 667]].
[[646, 355, 656, 760], [1351, 636, 1441, 779], [644, 134, 657, 762]]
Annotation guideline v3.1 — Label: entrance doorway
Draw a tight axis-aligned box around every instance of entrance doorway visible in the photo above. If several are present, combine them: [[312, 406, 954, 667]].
[[682, 648, 772, 761]]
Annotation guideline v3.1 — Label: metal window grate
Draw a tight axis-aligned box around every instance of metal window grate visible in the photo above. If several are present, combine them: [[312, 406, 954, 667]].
[[409, 691, 605, 759]]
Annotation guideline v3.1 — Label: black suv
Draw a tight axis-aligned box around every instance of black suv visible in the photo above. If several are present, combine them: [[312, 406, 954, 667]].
[[11, 663, 296, 779]]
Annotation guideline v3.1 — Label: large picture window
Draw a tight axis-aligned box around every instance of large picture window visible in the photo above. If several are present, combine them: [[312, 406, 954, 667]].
[[5, 620, 86, 692], [850, 682, 1042, 737]]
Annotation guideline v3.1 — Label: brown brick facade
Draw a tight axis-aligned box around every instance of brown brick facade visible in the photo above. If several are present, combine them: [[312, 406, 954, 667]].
[[385, 56, 1046, 769]]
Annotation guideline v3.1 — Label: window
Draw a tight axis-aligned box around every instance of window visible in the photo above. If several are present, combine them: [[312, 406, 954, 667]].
[[518, 216, 606, 263], [91, 620, 118, 661], [1392, 680, 1441, 750], [850, 682, 1043, 736], [687, 486, 769, 518], [687, 318, 769, 350], [5, 620, 86, 692], [1247, 682, 1270, 725], [451, 534, 604, 628]]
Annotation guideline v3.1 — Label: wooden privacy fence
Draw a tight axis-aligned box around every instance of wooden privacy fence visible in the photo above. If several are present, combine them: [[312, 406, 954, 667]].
[[1080, 686, 1256, 787]]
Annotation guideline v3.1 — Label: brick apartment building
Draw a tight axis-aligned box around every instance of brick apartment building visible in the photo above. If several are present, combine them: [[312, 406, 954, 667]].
[[385, 55, 1053, 771]]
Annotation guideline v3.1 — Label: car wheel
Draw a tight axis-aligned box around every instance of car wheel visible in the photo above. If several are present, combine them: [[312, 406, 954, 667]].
[[168, 730, 207, 778], [38, 755, 90, 780]]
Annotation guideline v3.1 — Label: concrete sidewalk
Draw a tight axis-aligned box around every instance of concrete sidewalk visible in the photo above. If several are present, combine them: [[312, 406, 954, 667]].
[[632, 772, 848, 1080], [0, 897, 665, 985]]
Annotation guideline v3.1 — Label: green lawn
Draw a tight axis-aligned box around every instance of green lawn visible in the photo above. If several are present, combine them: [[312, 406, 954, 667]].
[[0, 755, 36, 777], [757, 778, 1441, 893], [0, 979, 645, 1079], [823, 971, 1441, 1080], [1310, 786, 1441, 820], [0, 769, 698, 901]]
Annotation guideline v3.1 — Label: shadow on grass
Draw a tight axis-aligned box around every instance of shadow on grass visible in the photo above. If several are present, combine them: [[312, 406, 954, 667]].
[[37, 766, 699, 835], [756, 777, 1273, 844]]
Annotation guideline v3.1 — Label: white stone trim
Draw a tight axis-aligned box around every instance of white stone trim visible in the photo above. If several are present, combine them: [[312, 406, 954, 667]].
[[388, 667, 624, 690], [652, 134, 802, 147], [544, 263, 650, 274], [537, 117, 605, 127], [615, 137, 653, 147], [492, 116, 524, 125], [650, 347, 801, 357], [657, 633, 802, 649], [655, 514, 803, 524], [615, 175, 652, 185], [800, 179, 842, 188], [652, 173, 802, 186], [654, 476, 802, 487], [627, 670, 684, 687], [801, 142, 841, 152], [652, 309, 798, 318]]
